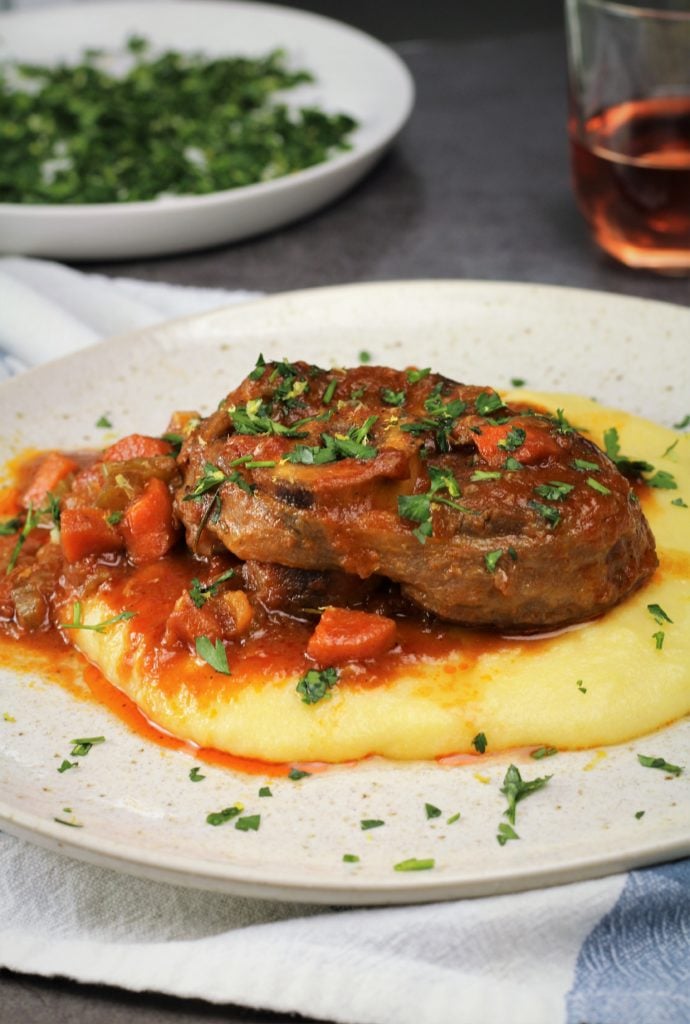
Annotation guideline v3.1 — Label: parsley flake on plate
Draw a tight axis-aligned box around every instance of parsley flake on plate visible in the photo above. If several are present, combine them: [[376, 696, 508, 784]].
[[360, 819, 385, 830], [394, 858, 435, 872], [235, 814, 261, 832], [189, 766, 206, 782], [70, 736, 105, 757], [500, 763, 551, 826], [206, 805, 242, 826], [424, 803, 442, 819], [637, 755, 683, 776]]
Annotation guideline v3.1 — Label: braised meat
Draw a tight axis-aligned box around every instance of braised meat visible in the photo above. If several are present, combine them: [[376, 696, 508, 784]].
[[174, 359, 657, 632]]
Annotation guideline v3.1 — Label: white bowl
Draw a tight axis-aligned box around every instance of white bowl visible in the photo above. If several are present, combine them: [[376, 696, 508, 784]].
[[0, 0, 414, 260]]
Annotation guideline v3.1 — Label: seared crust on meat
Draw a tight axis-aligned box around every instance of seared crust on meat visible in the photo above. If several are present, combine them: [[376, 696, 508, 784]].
[[174, 359, 657, 631]]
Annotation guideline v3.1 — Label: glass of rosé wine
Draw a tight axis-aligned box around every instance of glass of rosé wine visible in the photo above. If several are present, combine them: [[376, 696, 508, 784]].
[[565, 0, 690, 273]]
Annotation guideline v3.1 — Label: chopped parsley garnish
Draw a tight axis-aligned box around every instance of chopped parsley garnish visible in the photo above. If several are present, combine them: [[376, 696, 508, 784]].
[[230, 455, 276, 469], [106, 511, 123, 526], [0, 518, 21, 536], [398, 466, 472, 544], [380, 387, 406, 407], [572, 458, 600, 472], [189, 568, 235, 608], [195, 636, 231, 675], [184, 463, 228, 499], [510, 378, 526, 388], [671, 497, 688, 508], [527, 500, 561, 527], [497, 427, 527, 452], [586, 477, 612, 495], [360, 819, 384, 830], [96, 415, 112, 429], [496, 822, 519, 846], [446, 812, 461, 825], [530, 746, 558, 760], [484, 550, 503, 573], [576, 679, 587, 694], [358, 350, 372, 364], [288, 767, 311, 781], [647, 604, 672, 626], [248, 354, 267, 381], [343, 853, 360, 863], [6, 504, 43, 574], [504, 457, 524, 472], [471, 470, 502, 482], [206, 805, 242, 826], [500, 763, 551, 826], [189, 766, 206, 782], [475, 390, 506, 417], [635, 810, 645, 820], [394, 858, 435, 871], [322, 378, 338, 405], [54, 816, 83, 828], [235, 814, 261, 832], [661, 439, 678, 459], [296, 667, 338, 704], [652, 631, 665, 650], [672, 414, 690, 430], [286, 418, 379, 465], [184, 462, 255, 502], [401, 392, 467, 453], [533, 481, 574, 501], [552, 409, 575, 435], [425, 803, 442, 819], [70, 736, 105, 757], [229, 400, 308, 439], [472, 732, 488, 754], [602, 427, 654, 478], [62, 602, 136, 633], [161, 432, 185, 454], [407, 367, 431, 384], [259, 786, 272, 798], [637, 754, 683, 777], [645, 470, 677, 490], [57, 759, 77, 773]]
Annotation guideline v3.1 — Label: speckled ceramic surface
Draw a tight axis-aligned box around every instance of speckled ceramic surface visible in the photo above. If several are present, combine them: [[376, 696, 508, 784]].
[[0, 1, 414, 260], [0, 281, 688, 904]]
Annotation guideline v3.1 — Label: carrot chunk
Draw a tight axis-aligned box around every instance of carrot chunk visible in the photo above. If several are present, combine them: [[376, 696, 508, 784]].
[[103, 434, 173, 462], [22, 452, 79, 509], [307, 607, 397, 666], [60, 507, 123, 562], [474, 421, 561, 467], [121, 477, 177, 564]]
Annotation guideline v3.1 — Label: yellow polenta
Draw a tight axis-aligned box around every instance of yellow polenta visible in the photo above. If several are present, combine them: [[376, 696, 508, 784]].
[[68, 395, 690, 762]]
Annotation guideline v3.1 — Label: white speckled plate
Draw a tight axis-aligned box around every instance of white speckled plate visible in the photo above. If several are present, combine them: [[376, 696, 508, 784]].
[[0, 1, 413, 260], [0, 281, 689, 904]]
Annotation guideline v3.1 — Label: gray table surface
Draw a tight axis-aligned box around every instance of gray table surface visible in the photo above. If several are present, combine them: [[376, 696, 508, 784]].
[[3, 5, 690, 1024]]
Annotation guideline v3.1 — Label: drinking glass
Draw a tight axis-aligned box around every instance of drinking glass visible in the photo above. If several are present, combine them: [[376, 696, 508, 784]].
[[565, 0, 690, 273]]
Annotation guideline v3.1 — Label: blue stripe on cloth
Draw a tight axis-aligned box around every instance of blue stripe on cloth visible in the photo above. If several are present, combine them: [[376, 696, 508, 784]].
[[566, 859, 690, 1024]]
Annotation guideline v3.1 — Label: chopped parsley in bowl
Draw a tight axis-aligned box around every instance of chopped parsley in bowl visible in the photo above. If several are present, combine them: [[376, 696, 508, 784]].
[[0, 35, 358, 204]]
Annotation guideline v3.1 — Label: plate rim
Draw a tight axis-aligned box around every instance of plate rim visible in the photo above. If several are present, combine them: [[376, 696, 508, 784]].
[[1, 278, 688, 904]]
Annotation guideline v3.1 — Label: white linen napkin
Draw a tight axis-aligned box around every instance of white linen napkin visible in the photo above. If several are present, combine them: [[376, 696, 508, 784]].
[[1, 257, 689, 1024]]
